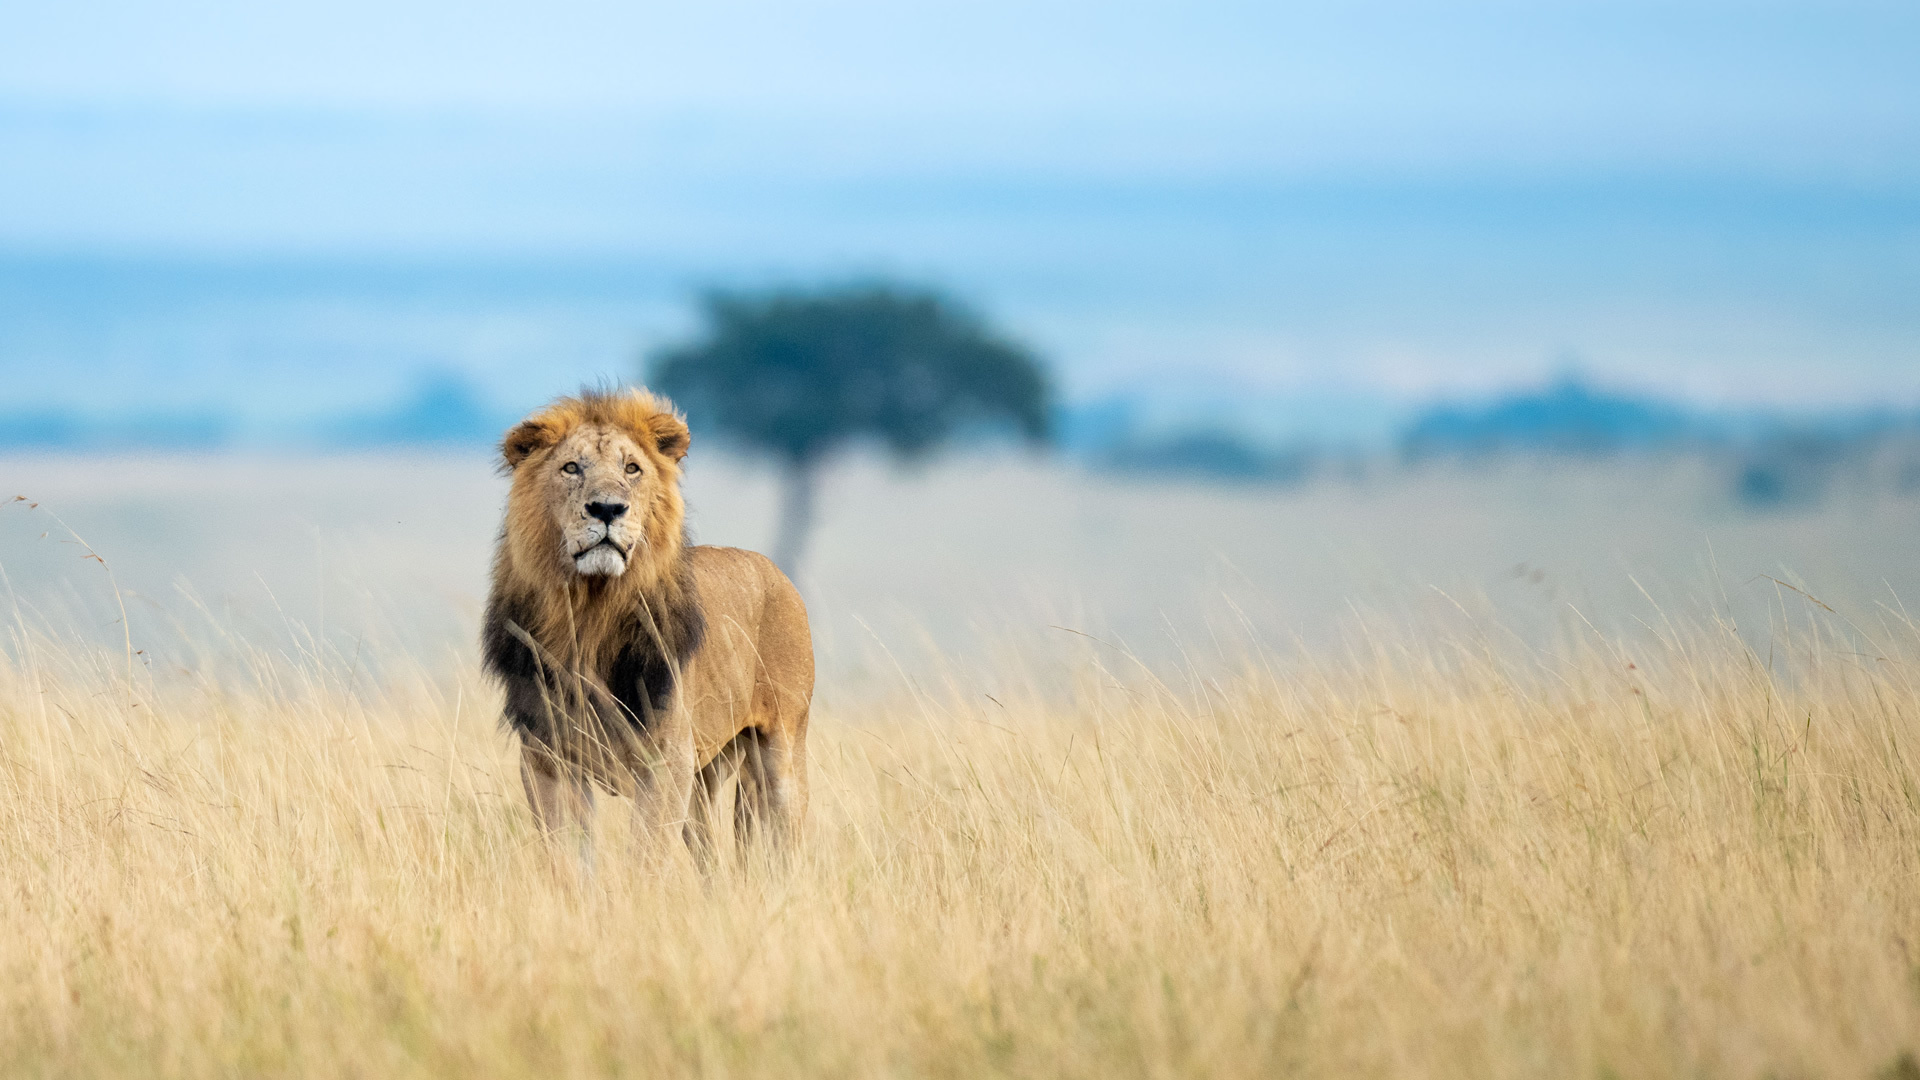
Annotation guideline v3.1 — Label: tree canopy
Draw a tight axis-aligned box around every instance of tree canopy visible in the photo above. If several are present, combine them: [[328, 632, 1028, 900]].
[[650, 285, 1051, 467]]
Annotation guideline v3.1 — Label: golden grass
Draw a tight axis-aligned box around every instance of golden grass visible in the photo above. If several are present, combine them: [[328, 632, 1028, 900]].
[[4, 599, 1920, 1079]]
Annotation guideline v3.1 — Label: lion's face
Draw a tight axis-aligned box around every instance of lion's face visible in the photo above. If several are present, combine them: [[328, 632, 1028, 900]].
[[499, 390, 691, 585], [544, 425, 659, 577]]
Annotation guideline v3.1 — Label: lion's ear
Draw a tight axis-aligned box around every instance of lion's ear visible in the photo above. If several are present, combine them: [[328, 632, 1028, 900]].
[[649, 413, 691, 463], [501, 419, 559, 469]]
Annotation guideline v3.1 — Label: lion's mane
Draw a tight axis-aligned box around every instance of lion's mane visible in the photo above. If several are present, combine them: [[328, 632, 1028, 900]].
[[480, 389, 707, 759]]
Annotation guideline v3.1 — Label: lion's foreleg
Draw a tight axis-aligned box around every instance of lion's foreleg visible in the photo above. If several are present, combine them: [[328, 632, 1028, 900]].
[[521, 743, 598, 875], [622, 727, 698, 875], [685, 740, 744, 874]]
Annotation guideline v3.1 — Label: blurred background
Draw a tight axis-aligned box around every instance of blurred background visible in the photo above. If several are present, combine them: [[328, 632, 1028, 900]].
[[2, 0, 1917, 681]]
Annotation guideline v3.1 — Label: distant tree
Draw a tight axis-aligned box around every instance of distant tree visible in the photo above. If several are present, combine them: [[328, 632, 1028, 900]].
[[650, 284, 1052, 576]]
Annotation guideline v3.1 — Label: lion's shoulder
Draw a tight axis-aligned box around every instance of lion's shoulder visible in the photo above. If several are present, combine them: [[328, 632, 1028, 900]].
[[687, 545, 791, 604], [686, 546, 807, 632], [688, 544, 781, 579]]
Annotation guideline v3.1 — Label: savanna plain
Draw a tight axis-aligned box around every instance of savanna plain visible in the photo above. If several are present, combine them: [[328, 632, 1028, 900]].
[[4, 453, 1920, 1079]]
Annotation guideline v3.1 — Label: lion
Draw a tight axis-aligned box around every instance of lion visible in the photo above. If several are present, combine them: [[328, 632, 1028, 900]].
[[481, 387, 813, 870]]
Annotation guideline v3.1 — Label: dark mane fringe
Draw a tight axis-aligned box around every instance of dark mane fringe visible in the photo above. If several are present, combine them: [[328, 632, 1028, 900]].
[[610, 549, 706, 726], [482, 539, 706, 768]]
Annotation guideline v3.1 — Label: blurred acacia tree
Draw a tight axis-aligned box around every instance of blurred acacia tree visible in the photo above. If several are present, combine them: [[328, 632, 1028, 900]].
[[650, 284, 1052, 575]]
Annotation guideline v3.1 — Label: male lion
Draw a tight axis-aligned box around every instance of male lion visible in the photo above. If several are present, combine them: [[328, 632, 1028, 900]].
[[481, 388, 812, 869]]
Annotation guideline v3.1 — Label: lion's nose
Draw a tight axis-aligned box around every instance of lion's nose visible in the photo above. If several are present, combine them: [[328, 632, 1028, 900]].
[[585, 501, 628, 524]]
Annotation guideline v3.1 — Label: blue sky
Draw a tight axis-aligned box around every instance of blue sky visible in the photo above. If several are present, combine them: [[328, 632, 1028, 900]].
[[1, 0, 1916, 417], [7, 0, 1912, 177]]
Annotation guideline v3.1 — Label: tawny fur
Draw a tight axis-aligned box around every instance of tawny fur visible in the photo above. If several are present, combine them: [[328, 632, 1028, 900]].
[[482, 388, 814, 866]]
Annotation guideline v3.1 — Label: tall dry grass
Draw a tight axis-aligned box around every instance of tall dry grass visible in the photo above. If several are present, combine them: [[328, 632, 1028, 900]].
[[4, 587, 1920, 1079]]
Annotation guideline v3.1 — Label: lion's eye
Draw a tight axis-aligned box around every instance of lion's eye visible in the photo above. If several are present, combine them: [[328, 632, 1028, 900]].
[[560, 462, 581, 475], [625, 462, 641, 475]]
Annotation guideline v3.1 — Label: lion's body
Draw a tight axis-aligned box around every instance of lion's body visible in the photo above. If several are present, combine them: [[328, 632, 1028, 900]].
[[481, 389, 813, 866], [677, 547, 813, 766]]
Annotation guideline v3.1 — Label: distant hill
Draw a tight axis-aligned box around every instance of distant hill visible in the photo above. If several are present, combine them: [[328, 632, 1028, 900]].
[[1075, 376, 1920, 510], [0, 409, 232, 450], [1101, 430, 1314, 485], [325, 373, 511, 447], [1400, 376, 1700, 459], [0, 372, 509, 451]]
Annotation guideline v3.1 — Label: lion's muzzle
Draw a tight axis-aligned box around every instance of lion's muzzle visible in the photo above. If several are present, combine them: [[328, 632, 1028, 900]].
[[574, 539, 630, 577], [569, 498, 635, 577]]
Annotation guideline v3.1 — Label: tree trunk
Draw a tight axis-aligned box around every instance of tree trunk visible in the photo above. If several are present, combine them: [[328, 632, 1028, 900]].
[[771, 458, 817, 580]]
